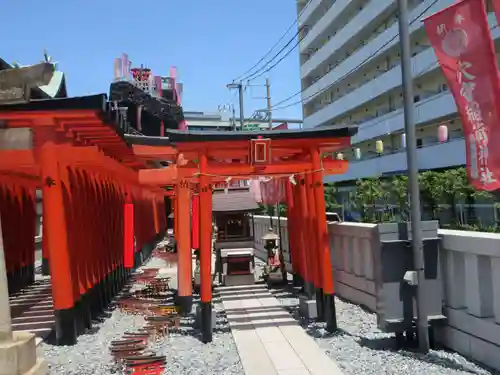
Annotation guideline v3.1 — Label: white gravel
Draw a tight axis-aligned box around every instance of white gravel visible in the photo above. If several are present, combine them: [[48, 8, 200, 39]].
[[265, 276, 497, 374], [40, 254, 244, 375]]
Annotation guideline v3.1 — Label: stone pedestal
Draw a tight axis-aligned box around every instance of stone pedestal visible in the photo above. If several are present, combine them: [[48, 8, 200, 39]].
[[0, 331, 47, 375], [299, 294, 318, 319]]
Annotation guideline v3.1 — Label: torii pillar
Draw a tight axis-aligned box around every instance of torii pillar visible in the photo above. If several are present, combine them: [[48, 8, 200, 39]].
[[198, 153, 214, 343], [311, 147, 337, 332], [175, 180, 193, 315]]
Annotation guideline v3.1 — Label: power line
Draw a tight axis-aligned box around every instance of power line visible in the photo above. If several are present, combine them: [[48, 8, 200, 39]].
[[270, 0, 440, 111], [231, 0, 312, 82], [243, 28, 303, 83], [347, 23, 498, 134]]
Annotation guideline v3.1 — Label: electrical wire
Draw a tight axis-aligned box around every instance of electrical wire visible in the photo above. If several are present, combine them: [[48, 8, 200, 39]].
[[317, 22, 499, 133], [243, 28, 303, 82], [231, 0, 312, 82], [270, 0, 440, 111]]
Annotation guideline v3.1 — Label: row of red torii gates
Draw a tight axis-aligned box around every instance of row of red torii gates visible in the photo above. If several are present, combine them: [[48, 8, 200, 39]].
[[0, 94, 358, 345]]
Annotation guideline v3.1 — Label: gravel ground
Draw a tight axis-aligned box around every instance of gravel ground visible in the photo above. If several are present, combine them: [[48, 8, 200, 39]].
[[255, 257, 497, 375], [41, 254, 244, 375]]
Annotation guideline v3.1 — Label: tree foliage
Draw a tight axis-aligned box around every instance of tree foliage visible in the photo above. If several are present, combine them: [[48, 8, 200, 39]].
[[343, 167, 495, 229]]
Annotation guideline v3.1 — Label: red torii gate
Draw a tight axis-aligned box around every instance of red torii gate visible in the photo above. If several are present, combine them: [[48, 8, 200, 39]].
[[0, 94, 167, 345], [125, 124, 358, 342]]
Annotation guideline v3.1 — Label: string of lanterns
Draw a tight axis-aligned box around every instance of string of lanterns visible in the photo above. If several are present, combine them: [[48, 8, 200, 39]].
[[337, 119, 455, 161]]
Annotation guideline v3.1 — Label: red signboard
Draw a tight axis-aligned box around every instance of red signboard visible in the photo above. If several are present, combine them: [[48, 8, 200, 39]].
[[250, 139, 271, 165], [424, 0, 500, 191], [130, 68, 152, 82]]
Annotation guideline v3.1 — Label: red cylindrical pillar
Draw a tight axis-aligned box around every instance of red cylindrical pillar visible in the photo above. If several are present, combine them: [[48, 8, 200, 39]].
[[311, 148, 337, 332], [199, 154, 213, 343], [39, 140, 77, 345], [191, 194, 199, 250], [298, 177, 314, 298], [285, 181, 302, 286], [306, 171, 324, 321], [176, 181, 193, 314]]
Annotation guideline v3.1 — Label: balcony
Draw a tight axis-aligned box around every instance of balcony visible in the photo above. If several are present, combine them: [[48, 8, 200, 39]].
[[301, 0, 395, 78], [298, 0, 321, 27], [304, 47, 440, 127], [352, 91, 456, 144], [324, 137, 465, 183], [299, 0, 352, 53], [303, 12, 500, 130], [301, 0, 454, 92]]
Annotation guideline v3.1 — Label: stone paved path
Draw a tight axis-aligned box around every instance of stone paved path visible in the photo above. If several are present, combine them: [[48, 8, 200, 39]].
[[219, 284, 345, 375]]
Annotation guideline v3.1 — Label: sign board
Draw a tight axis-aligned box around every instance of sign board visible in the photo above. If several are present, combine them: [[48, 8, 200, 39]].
[[243, 123, 260, 131], [159, 305, 179, 314], [0, 128, 33, 150], [250, 138, 272, 165], [0, 63, 55, 104]]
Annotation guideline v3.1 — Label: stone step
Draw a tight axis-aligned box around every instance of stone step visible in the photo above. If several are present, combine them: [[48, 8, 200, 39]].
[[21, 309, 54, 317], [12, 320, 55, 332], [10, 301, 53, 308], [12, 314, 54, 324], [9, 295, 52, 303], [14, 327, 53, 338]]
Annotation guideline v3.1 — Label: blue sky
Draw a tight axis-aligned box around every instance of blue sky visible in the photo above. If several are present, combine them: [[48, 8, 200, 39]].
[[1, 0, 303, 120]]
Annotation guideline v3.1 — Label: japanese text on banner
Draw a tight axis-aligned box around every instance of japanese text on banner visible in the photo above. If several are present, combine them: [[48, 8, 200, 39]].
[[424, 0, 500, 191]]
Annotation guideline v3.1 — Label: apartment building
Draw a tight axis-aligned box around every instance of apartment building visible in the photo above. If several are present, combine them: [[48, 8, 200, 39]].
[[297, 0, 500, 187]]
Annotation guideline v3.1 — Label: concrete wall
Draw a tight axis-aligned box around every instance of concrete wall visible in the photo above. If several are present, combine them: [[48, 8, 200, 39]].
[[252, 215, 500, 371]]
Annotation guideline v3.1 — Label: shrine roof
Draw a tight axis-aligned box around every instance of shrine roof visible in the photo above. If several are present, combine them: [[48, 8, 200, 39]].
[[109, 80, 184, 123], [212, 190, 260, 213], [123, 124, 358, 146], [0, 93, 109, 112], [0, 94, 144, 169]]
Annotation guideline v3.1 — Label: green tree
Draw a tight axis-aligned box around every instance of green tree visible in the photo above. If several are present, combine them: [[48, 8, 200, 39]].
[[351, 177, 383, 222], [390, 175, 409, 221], [324, 183, 341, 212], [419, 170, 444, 220]]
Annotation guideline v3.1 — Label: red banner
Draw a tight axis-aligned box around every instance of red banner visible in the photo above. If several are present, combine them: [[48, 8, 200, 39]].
[[424, 0, 500, 191]]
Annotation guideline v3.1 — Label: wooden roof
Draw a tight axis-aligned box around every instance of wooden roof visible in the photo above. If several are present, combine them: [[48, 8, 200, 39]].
[[0, 94, 144, 169], [124, 125, 357, 145], [212, 190, 260, 213]]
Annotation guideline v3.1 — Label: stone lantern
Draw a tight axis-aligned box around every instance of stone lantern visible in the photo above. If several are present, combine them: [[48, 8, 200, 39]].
[[262, 228, 284, 284]]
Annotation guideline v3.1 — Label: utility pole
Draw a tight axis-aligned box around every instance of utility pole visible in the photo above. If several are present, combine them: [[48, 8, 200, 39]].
[[226, 82, 245, 130], [265, 78, 280, 220], [397, 0, 429, 353], [231, 105, 236, 131], [266, 78, 272, 130]]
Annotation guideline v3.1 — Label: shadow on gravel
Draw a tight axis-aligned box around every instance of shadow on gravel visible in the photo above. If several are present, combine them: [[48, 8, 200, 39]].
[[169, 291, 234, 341], [267, 282, 497, 375]]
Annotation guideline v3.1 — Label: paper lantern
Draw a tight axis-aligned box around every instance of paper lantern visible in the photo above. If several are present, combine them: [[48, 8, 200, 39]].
[[354, 148, 361, 160], [401, 133, 406, 148], [375, 140, 384, 154], [438, 124, 448, 142], [336, 152, 344, 160]]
